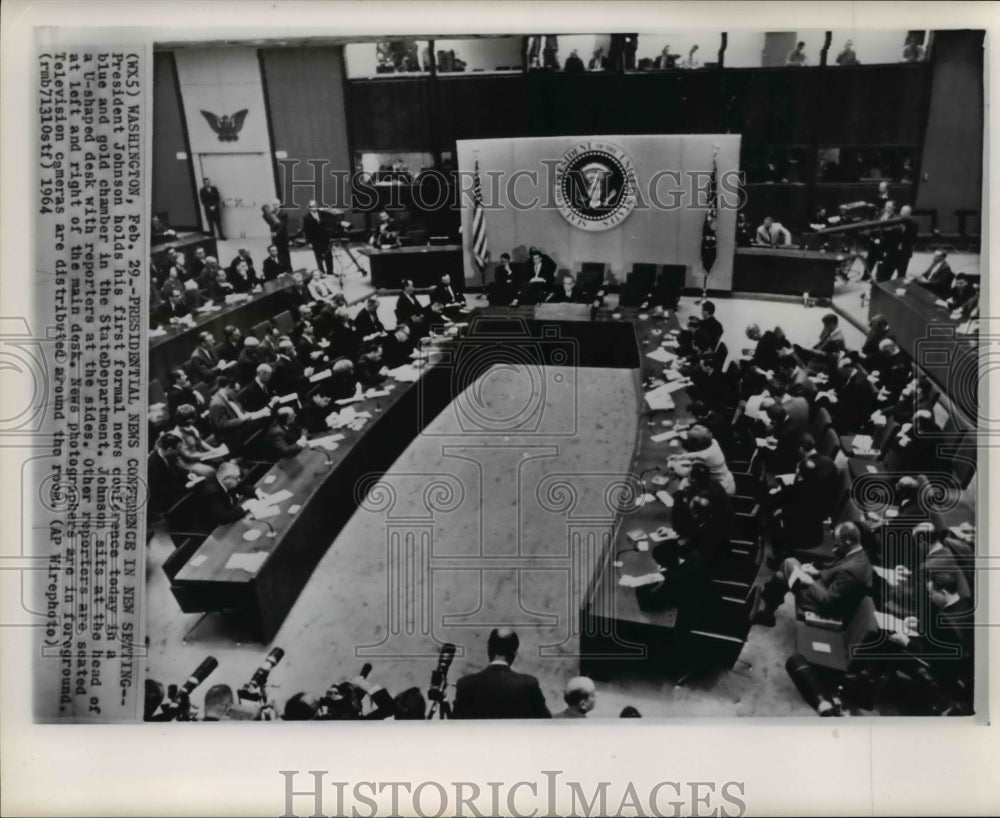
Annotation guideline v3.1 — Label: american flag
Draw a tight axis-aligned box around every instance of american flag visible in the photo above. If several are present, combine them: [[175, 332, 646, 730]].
[[471, 159, 490, 272], [701, 147, 718, 277]]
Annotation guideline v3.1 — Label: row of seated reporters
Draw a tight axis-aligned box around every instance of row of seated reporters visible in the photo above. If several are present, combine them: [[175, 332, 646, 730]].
[[147, 244, 473, 531], [146, 629, 644, 721], [634, 287, 974, 714]]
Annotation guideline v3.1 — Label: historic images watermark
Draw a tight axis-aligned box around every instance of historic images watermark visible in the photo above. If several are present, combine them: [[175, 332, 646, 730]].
[[278, 770, 749, 818], [276, 160, 746, 214]]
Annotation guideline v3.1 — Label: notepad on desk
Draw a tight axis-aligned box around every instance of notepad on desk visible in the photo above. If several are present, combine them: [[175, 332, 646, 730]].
[[650, 430, 678, 444], [645, 347, 675, 364], [257, 489, 292, 507], [644, 384, 676, 412], [225, 552, 268, 573]]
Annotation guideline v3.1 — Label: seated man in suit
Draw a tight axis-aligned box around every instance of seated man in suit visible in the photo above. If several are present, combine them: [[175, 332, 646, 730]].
[[328, 307, 362, 361], [759, 399, 809, 474], [158, 265, 186, 301], [300, 387, 334, 435], [215, 326, 243, 363], [642, 495, 730, 622], [487, 253, 517, 306], [166, 368, 206, 420], [228, 248, 257, 280], [147, 433, 193, 516], [429, 273, 466, 308], [270, 339, 313, 397], [227, 258, 258, 295], [354, 295, 387, 341], [911, 249, 953, 297], [453, 628, 551, 719], [872, 339, 913, 406], [514, 247, 556, 305], [208, 376, 265, 452], [382, 323, 415, 369], [181, 279, 207, 312], [887, 570, 973, 704], [261, 244, 290, 281], [207, 268, 236, 301], [308, 269, 339, 303], [885, 523, 972, 614], [743, 323, 791, 375], [233, 336, 266, 384], [355, 342, 389, 389], [546, 274, 587, 303], [769, 433, 839, 557], [284, 272, 315, 319], [187, 331, 225, 386], [195, 256, 222, 291], [944, 275, 976, 314], [394, 279, 423, 326], [688, 353, 737, 411], [817, 356, 877, 435], [861, 314, 894, 370], [777, 353, 818, 402], [554, 677, 597, 719], [754, 521, 872, 626], [238, 363, 279, 413], [190, 460, 251, 534], [154, 289, 191, 325], [263, 406, 307, 461], [795, 313, 845, 372]]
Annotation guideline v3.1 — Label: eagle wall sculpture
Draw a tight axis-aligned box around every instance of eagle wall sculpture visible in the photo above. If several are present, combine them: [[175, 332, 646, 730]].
[[200, 109, 249, 142]]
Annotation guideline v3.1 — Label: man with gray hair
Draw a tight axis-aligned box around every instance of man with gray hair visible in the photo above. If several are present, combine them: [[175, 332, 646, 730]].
[[191, 459, 250, 534], [754, 521, 873, 627], [555, 677, 596, 718], [238, 362, 279, 413]]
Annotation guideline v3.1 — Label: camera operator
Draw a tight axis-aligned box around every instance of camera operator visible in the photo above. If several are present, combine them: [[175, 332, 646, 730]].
[[287, 665, 396, 720]]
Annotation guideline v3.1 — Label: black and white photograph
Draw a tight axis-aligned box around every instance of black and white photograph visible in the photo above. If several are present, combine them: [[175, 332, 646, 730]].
[[2, 2, 999, 816]]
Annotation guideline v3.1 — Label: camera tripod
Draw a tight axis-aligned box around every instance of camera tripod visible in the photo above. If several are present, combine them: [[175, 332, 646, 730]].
[[331, 237, 367, 282]]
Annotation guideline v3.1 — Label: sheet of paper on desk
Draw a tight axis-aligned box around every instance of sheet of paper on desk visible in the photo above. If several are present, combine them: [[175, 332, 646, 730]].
[[645, 347, 675, 364], [310, 435, 342, 452], [874, 610, 907, 633], [388, 365, 420, 382], [365, 389, 390, 398], [258, 489, 293, 507], [149, 327, 167, 337], [263, 475, 277, 484], [309, 369, 332, 383], [776, 473, 795, 486], [276, 393, 298, 405], [660, 379, 689, 394], [335, 395, 364, 406], [810, 642, 832, 654], [225, 552, 268, 573], [185, 475, 205, 488], [873, 565, 899, 586], [245, 502, 281, 519], [634, 493, 656, 508], [852, 434, 874, 452], [189, 555, 207, 568], [650, 430, 678, 444], [644, 385, 676, 412], [619, 573, 664, 588], [655, 490, 674, 508]]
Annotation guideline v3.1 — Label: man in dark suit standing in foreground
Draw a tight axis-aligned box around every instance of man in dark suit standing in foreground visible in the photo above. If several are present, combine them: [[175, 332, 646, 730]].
[[452, 628, 551, 719]]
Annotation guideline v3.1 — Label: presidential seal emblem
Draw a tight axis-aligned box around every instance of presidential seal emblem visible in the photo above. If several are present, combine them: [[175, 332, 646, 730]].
[[553, 142, 639, 231]]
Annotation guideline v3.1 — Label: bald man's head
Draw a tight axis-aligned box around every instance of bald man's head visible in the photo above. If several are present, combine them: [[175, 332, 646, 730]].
[[487, 628, 519, 664], [563, 676, 597, 714]]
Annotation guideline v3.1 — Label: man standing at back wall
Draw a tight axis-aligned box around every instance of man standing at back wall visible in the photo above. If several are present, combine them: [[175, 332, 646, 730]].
[[200, 176, 226, 240]]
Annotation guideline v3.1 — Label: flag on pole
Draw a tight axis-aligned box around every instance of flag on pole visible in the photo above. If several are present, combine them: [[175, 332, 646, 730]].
[[700, 146, 719, 277], [471, 159, 490, 273]]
